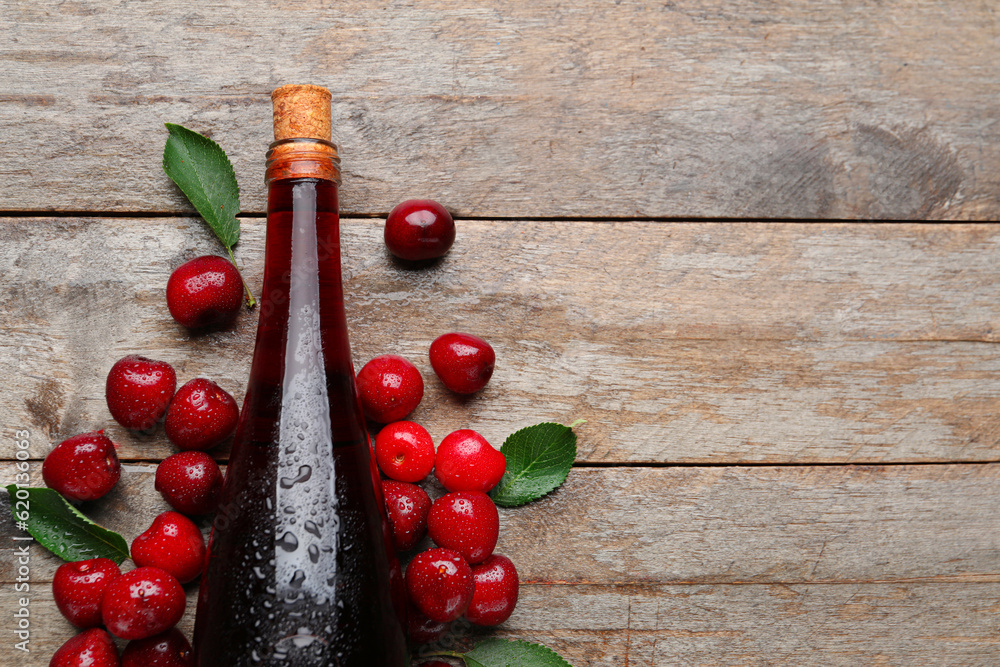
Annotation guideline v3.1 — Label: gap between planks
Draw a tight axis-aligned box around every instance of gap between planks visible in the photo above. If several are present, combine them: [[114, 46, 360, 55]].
[[3, 459, 999, 467], [2, 210, 1000, 224]]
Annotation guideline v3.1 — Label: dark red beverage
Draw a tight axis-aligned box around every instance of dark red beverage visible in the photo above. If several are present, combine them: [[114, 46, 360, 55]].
[[193, 87, 407, 666]]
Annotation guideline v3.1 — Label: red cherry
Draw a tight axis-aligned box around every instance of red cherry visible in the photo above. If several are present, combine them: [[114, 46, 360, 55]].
[[166, 255, 243, 329], [163, 378, 239, 451], [356, 355, 424, 423], [382, 480, 431, 551], [121, 628, 194, 667], [131, 511, 206, 584], [42, 431, 121, 502], [466, 554, 519, 626], [434, 430, 506, 494], [427, 492, 499, 565], [52, 558, 122, 628], [375, 421, 435, 482], [49, 628, 119, 667], [106, 355, 177, 431], [429, 332, 495, 394], [384, 199, 456, 261], [405, 548, 474, 623], [102, 567, 186, 640], [154, 451, 223, 515]]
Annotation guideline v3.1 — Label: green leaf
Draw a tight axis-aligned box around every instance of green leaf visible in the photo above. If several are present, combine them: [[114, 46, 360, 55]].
[[462, 639, 574, 667], [490, 422, 578, 507], [162, 123, 241, 249], [5, 486, 130, 564]]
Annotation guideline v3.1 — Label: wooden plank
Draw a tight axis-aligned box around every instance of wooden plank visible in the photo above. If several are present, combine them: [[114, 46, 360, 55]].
[[1, 1, 998, 218], [2, 219, 998, 463], [2, 583, 998, 666], [3, 465, 998, 585], [493, 583, 1000, 666]]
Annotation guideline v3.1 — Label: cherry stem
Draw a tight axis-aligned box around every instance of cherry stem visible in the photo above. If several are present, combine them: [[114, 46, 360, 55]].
[[226, 245, 257, 309], [568, 419, 587, 429]]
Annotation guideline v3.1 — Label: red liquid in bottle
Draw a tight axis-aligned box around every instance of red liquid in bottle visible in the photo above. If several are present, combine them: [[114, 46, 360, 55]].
[[193, 177, 407, 666]]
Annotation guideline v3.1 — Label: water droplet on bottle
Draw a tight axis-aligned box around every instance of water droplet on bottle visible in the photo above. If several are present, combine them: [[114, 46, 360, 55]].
[[276, 531, 299, 552], [290, 569, 306, 588], [304, 520, 321, 538], [292, 629, 315, 648], [280, 465, 312, 488], [308, 544, 320, 563]]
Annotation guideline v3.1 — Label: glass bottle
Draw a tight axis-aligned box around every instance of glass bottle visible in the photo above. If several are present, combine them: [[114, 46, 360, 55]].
[[193, 84, 407, 666]]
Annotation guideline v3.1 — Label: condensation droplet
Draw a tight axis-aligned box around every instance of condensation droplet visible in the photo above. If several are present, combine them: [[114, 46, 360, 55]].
[[276, 531, 299, 552], [280, 465, 313, 488]]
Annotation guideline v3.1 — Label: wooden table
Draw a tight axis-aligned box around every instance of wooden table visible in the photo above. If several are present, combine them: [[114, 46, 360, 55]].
[[2, 2, 998, 665]]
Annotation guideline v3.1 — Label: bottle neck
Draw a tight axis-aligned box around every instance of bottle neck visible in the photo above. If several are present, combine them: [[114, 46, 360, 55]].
[[265, 138, 341, 184], [243, 166, 351, 421], [259, 137, 343, 342]]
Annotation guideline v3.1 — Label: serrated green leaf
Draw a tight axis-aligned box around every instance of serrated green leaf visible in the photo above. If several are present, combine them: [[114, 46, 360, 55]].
[[162, 123, 241, 249], [490, 422, 577, 507], [462, 639, 574, 667], [5, 486, 129, 564]]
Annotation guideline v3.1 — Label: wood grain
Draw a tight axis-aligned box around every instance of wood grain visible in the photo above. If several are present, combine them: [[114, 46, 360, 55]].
[[3, 464, 999, 664], [2, 218, 998, 463], [3, 583, 999, 666], [1, 1, 998, 218], [3, 465, 998, 586]]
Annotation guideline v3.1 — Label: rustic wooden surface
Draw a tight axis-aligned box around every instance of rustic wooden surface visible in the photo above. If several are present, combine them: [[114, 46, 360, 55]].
[[2, 0, 999, 665], [8, 583, 1000, 666], [4, 219, 999, 465], [2, 463, 999, 664], [2, 1, 1000, 219]]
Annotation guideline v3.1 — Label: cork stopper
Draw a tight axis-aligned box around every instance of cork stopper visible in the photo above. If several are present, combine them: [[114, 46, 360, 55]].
[[271, 84, 332, 142]]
